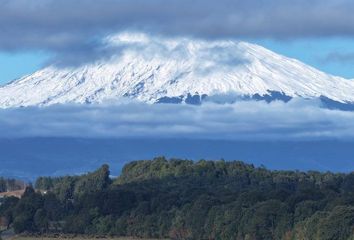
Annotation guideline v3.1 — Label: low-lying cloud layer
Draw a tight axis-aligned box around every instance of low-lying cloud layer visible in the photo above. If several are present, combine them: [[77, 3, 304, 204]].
[[1, 0, 354, 53], [1, 100, 354, 140]]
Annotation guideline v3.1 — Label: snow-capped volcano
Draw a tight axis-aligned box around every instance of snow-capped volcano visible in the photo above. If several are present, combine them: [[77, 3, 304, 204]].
[[1, 33, 354, 108]]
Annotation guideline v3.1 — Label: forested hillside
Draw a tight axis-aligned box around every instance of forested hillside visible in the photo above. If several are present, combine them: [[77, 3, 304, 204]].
[[0, 178, 26, 192], [1, 157, 354, 240]]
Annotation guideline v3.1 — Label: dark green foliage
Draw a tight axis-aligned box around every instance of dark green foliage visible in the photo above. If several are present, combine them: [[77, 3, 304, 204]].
[[312, 206, 354, 240], [74, 164, 111, 197], [36, 164, 111, 201], [0, 196, 19, 229], [1, 159, 354, 239], [12, 187, 44, 233]]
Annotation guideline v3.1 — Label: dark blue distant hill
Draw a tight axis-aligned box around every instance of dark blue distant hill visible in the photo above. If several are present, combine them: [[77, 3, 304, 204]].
[[1, 137, 354, 180]]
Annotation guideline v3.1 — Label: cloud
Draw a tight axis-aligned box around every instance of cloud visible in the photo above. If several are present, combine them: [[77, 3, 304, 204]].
[[33, 31, 251, 68], [322, 52, 354, 65], [1, 0, 354, 55], [1, 100, 354, 140]]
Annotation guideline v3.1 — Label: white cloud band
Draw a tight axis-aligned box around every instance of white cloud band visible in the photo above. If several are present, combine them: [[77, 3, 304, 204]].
[[1, 99, 353, 140]]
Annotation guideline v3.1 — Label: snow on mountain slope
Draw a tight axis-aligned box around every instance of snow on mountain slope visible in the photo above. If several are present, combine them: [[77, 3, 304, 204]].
[[0, 32, 354, 108]]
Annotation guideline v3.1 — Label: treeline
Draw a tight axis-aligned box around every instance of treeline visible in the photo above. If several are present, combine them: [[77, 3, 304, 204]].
[[0, 177, 26, 192], [1, 157, 354, 240]]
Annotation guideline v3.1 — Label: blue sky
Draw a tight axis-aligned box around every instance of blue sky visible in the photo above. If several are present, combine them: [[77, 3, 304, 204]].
[[253, 37, 354, 79], [0, 51, 49, 85]]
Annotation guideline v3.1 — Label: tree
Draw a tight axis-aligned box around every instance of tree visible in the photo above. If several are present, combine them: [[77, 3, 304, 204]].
[[74, 164, 111, 197], [317, 206, 354, 240], [13, 187, 43, 233], [2, 159, 354, 239], [34, 209, 49, 232], [0, 196, 19, 229]]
